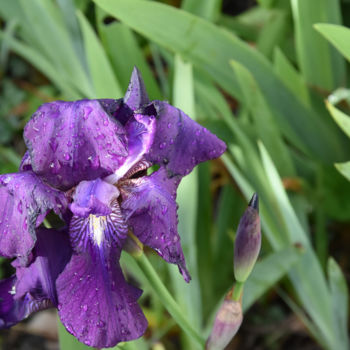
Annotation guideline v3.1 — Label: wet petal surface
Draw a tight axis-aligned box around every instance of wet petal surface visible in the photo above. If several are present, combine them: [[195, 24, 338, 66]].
[[24, 100, 128, 190], [0, 172, 67, 263], [121, 168, 190, 282], [0, 228, 72, 328], [145, 101, 226, 177], [56, 245, 147, 347]]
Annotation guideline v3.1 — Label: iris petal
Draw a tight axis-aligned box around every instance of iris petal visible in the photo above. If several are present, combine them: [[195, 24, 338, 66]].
[[121, 168, 190, 282], [0, 172, 67, 264], [105, 113, 156, 183], [0, 228, 72, 328], [145, 101, 226, 177], [56, 244, 147, 347], [0, 276, 52, 328], [124, 67, 150, 110], [24, 100, 128, 190]]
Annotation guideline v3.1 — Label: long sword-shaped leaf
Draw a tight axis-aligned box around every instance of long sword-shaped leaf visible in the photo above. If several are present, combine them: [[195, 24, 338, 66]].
[[243, 246, 301, 311], [92, 0, 346, 163], [291, 0, 345, 90], [77, 11, 122, 98]]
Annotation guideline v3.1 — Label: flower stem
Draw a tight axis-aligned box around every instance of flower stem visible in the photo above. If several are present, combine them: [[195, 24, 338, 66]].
[[133, 253, 205, 347], [232, 281, 244, 301]]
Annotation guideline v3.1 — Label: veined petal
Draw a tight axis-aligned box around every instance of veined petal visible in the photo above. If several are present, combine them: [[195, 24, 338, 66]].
[[70, 199, 127, 252], [0, 228, 72, 328], [70, 178, 120, 218], [0, 172, 67, 263], [56, 244, 147, 347], [144, 101, 226, 177], [121, 168, 190, 282], [0, 276, 52, 328], [124, 67, 150, 110], [24, 100, 128, 190], [105, 113, 156, 183]]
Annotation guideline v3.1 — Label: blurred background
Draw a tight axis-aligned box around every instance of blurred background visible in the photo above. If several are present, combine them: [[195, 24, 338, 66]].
[[0, 0, 349, 349]]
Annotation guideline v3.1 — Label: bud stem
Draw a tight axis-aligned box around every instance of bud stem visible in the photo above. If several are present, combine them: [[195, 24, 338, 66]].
[[232, 281, 244, 301], [132, 252, 205, 347]]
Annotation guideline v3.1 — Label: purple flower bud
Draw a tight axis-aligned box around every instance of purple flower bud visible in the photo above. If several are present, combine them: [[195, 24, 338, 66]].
[[234, 193, 261, 283], [206, 289, 243, 350]]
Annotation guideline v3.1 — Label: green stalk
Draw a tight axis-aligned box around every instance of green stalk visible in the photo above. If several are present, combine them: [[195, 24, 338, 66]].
[[133, 253, 205, 347], [232, 282, 244, 302]]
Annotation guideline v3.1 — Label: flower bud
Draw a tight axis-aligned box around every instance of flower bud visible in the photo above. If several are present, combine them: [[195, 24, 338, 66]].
[[206, 288, 243, 350], [234, 193, 261, 283]]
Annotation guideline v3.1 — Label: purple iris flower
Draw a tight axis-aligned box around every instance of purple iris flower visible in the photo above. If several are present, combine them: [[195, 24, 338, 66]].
[[0, 68, 226, 347]]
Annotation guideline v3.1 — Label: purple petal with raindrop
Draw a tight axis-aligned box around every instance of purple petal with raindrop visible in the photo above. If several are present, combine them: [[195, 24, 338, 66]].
[[124, 67, 150, 111], [121, 168, 190, 282], [145, 101, 226, 177], [0, 228, 72, 328], [56, 246, 147, 347], [0, 172, 67, 264], [24, 100, 128, 190]]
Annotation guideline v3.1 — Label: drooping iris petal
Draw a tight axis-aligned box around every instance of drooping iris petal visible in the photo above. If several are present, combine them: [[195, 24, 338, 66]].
[[105, 113, 156, 183], [124, 67, 150, 111], [0, 228, 72, 328], [0, 172, 67, 263], [24, 100, 128, 190], [121, 168, 190, 282], [0, 276, 51, 328], [58, 213, 146, 347], [144, 101, 226, 177]]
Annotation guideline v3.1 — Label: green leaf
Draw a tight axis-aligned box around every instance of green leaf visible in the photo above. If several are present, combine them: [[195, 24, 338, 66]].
[[182, 0, 222, 21], [243, 246, 301, 311], [291, 0, 345, 90], [230, 60, 294, 176], [96, 7, 162, 99], [335, 161, 350, 181], [19, 0, 94, 98], [0, 30, 81, 99], [258, 142, 341, 350], [257, 10, 288, 58], [326, 101, 350, 139], [315, 23, 350, 65], [77, 11, 122, 98], [327, 258, 349, 350], [92, 0, 346, 163], [273, 47, 310, 107]]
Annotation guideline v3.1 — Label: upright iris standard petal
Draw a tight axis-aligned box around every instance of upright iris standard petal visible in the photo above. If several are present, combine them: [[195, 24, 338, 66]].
[[124, 67, 150, 110], [0, 228, 72, 328], [106, 113, 156, 183], [121, 168, 190, 282], [24, 100, 128, 190], [144, 101, 226, 176], [0, 172, 67, 263]]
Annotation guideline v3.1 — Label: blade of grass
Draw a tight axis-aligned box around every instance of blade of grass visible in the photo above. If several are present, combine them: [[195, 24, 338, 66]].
[[76, 10, 122, 98], [93, 0, 347, 163], [243, 246, 302, 311], [230, 60, 294, 176], [273, 47, 311, 107], [328, 258, 349, 350], [291, 0, 345, 91]]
